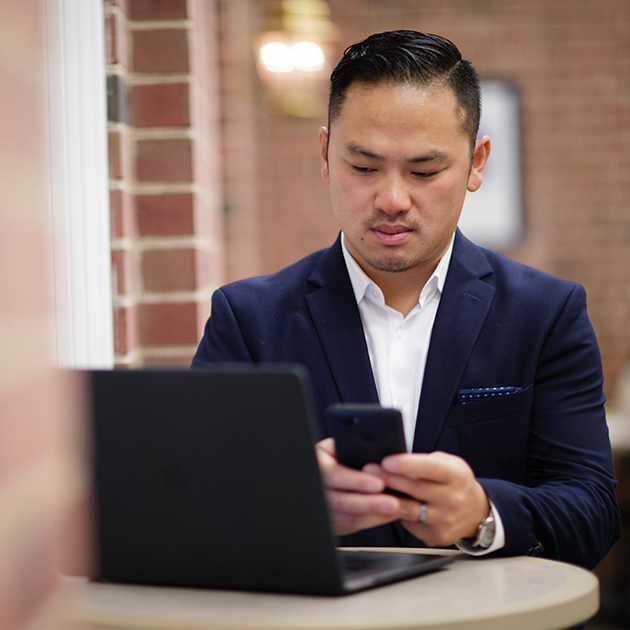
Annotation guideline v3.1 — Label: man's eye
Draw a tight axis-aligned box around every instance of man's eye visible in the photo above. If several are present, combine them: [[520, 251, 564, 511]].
[[351, 165, 374, 173], [412, 171, 439, 179]]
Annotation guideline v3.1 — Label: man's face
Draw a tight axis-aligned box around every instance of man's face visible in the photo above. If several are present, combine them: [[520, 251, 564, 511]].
[[319, 82, 489, 284]]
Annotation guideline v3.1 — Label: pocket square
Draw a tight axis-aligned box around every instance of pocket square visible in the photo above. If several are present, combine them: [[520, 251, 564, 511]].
[[457, 386, 522, 405]]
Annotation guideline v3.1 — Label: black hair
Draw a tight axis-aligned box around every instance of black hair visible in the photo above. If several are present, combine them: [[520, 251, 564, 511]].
[[328, 30, 481, 152]]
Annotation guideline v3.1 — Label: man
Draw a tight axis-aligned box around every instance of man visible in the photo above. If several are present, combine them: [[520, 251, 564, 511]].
[[193, 31, 620, 570]]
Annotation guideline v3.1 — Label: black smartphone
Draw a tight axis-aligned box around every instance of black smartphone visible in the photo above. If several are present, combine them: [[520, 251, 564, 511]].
[[326, 403, 406, 470]]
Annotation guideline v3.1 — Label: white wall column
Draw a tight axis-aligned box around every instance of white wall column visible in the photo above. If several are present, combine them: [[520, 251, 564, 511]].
[[45, 0, 113, 368]]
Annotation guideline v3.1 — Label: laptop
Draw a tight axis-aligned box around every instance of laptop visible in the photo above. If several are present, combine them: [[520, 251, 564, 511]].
[[89, 364, 453, 595]]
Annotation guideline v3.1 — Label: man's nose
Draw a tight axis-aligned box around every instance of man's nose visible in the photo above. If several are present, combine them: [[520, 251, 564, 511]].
[[374, 175, 412, 215]]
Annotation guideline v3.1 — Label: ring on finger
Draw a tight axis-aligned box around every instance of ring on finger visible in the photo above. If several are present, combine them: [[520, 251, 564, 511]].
[[417, 503, 428, 523]]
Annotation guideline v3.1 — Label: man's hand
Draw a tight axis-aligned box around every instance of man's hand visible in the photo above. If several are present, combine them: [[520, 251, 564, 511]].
[[316, 439, 491, 547], [315, 438, 420, 536], [365, 451, 491, 547]]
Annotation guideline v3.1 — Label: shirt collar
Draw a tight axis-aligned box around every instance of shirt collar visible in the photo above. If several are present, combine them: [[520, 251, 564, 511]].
[[341, 231, 454, 308]]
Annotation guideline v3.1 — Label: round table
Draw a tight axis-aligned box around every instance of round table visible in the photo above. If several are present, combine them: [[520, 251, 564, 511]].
[[41, 549, 599, 630]]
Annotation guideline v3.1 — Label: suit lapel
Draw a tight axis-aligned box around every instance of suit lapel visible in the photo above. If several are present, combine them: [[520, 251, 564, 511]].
[[412, 232, 495, 453], [306, 238, 399, 544], [306, 237, 379, 404], [305, 233, 495, 450]]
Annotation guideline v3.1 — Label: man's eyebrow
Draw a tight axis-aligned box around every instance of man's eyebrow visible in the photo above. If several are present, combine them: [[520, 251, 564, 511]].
[[407, 150, 449, 164], [345, 142, 448, 164], [346, 142, 383, 161]]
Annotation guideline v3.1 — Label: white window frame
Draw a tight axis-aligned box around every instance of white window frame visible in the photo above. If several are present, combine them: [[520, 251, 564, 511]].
[[45, 0, 113, 368]]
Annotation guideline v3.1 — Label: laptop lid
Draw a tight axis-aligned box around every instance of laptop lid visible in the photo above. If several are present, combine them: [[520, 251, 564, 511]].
[[90, 365, 452, 595]]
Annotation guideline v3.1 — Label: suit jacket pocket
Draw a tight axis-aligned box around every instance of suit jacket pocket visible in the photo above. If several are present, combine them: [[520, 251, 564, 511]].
[[449, 384, 533, 427]]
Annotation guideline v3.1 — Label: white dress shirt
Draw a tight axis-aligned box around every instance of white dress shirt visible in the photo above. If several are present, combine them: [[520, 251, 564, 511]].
[[341, 232, 451, 452], [340, 232, 505, 555]]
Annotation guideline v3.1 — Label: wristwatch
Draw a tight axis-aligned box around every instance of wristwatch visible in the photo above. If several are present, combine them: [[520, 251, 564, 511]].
[[467, 511, 496, 549]]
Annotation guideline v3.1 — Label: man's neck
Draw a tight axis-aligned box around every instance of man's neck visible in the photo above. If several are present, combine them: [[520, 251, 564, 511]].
[[340, 232, 455, 318], [370, 266, 436, 317]]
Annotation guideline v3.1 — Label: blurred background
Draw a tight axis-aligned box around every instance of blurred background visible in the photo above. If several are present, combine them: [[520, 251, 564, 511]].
[[0, 0, 628, 627]]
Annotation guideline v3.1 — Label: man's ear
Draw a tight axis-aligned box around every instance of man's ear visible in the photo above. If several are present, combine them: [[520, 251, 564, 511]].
[[467, 135, 491, 193], [318, 126, 330, 184]]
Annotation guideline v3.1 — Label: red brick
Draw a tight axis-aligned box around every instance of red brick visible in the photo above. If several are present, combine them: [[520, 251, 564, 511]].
[[143, 351, 195, 367], [113, 306, 128, 354], [136, 138, 193, 182], [132, 83, 190, 127], [113, 305, 139, 354], [142, 248, 196, 291], [136, 193, 194, 236], [105, 10, 130, 69], [132, 29, 189, 74], [111, 249, 124, 296], [109, 189, 135, 238], [111, 248, 135, 295], [139, 302, 198, 345], [108, 130, 122, 179], [104, 14, 118, 65], [129, 0, 188, 20]]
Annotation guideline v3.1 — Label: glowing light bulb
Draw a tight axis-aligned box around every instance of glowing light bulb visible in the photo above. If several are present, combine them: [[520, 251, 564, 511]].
[[260, 42, 294, 73], [292, 41, 325, 72]]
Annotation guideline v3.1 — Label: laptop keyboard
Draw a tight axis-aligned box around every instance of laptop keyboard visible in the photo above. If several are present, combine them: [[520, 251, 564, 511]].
[[340, 550, 421, 576]]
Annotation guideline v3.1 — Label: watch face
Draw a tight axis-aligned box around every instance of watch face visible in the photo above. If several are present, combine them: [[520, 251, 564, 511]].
[[479, 516, 496, 548]]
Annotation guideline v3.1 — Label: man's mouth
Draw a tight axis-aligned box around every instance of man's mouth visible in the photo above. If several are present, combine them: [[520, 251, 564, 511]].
[[371, 224, 413, 245]]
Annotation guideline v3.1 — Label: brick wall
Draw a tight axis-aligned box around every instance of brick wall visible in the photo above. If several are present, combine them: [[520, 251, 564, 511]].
[[0, 1, 90, 626], [105, 0, 629, 395], [222, 0, 630, 403], [105, 0, 223, 367]]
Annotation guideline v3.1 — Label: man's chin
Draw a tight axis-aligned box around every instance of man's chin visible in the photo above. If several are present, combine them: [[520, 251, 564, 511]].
[[366, 255, 421, 274]]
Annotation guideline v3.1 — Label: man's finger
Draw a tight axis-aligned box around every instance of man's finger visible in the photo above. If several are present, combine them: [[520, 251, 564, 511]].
[[315, 437, 336, 457], [327, 490, 398, 515], [381, 451, 471, 484], [316, 440, 386, 494]]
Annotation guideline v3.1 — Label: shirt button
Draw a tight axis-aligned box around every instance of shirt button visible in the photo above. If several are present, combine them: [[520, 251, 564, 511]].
[[371, 289, 379, 299], [396, 327, 404, 338], [394, 399, 404, 410]]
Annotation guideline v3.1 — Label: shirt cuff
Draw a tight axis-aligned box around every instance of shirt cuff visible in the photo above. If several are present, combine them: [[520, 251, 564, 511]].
[[455, 499, 506, 556]]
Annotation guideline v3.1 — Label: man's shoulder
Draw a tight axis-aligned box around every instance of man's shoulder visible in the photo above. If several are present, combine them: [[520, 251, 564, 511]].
[[456, 233, 580, 297]]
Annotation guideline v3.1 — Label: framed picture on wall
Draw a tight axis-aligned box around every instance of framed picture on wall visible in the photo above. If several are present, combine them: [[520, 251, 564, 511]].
[[458, 80, 523, 250]]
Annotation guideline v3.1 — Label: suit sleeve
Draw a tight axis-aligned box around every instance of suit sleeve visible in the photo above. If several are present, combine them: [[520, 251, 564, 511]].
[[192, 288, 254, 365], [478, 284, 620, 569]]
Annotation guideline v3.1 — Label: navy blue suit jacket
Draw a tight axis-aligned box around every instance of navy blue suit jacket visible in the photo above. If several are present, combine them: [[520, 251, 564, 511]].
[[193, 230, 620, 569]]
